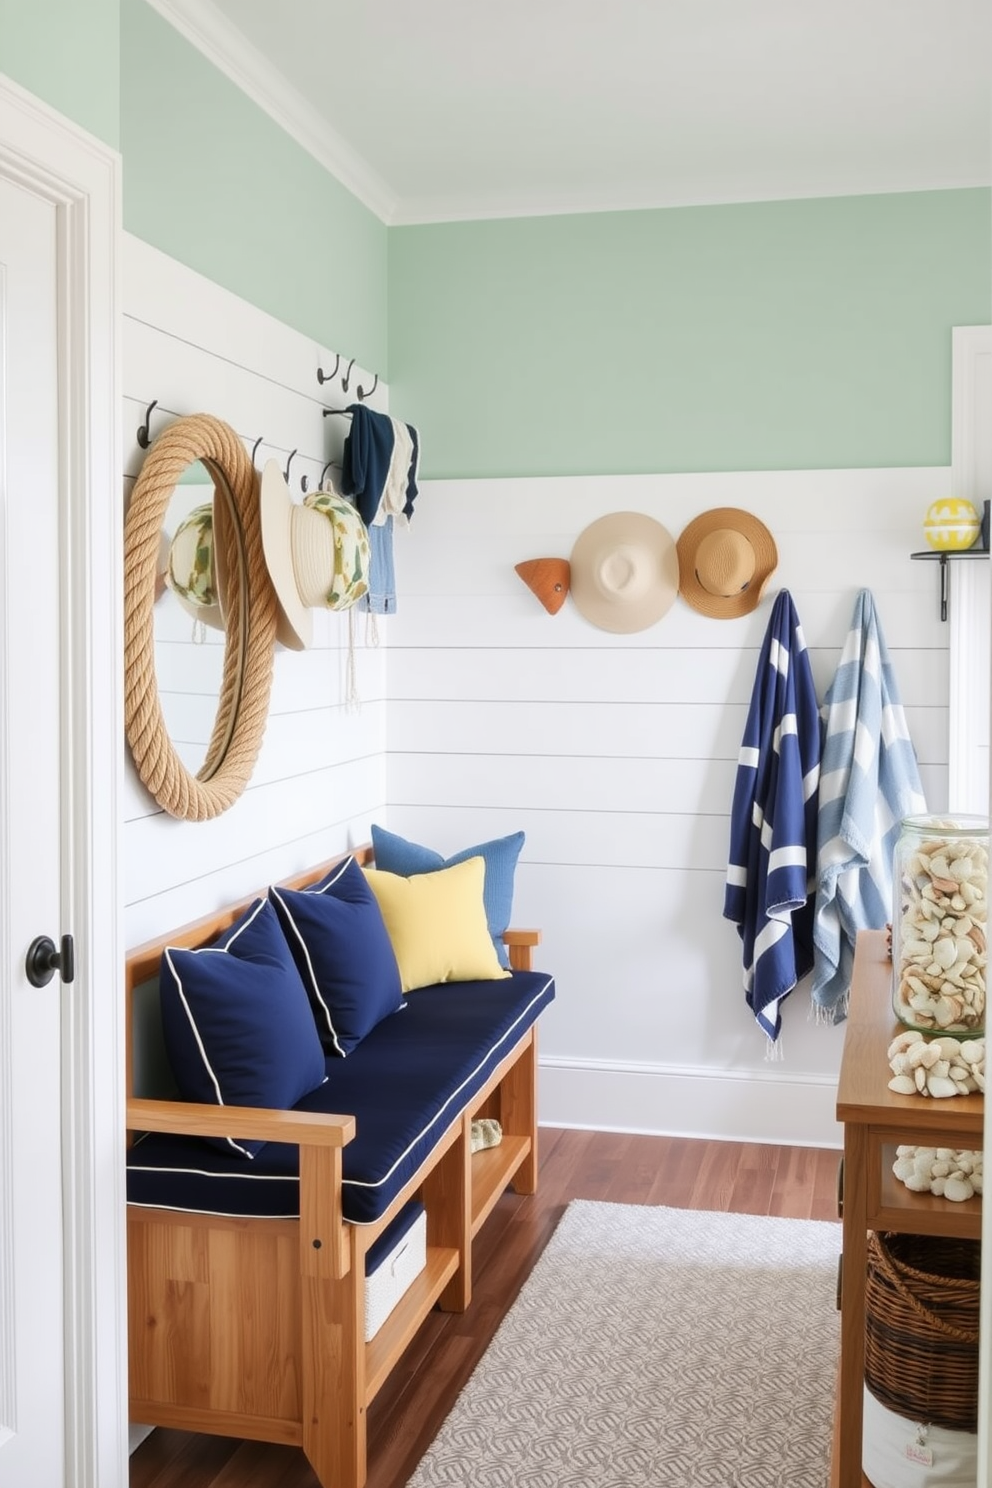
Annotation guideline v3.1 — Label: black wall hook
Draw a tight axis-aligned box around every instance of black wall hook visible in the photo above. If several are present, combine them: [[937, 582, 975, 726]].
[[301, 474, 309, 493], [136, 399, 159, 449], [284, 449, 298, 482], [322, 407, 353, 418], [341, 357, 356, 393], [357, 373, 379, 401], [320, 459, 340, 485], [316, 353, 340, 386], [251, 435, 264, 467]]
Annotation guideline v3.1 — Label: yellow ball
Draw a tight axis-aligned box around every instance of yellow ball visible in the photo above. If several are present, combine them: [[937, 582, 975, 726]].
[[923, 497, 981, 551]]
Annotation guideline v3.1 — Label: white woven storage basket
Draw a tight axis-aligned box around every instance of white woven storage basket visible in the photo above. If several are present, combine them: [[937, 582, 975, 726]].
[[863, 1385, 977, 1488], [364, 1202, 427, 1342]]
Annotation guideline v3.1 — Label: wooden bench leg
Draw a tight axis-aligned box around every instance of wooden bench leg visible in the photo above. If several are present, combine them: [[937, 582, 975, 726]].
[[302, 1267, 366, 1488], [503, 1030, 538, 1194], [423, 1122, 471, 1312]]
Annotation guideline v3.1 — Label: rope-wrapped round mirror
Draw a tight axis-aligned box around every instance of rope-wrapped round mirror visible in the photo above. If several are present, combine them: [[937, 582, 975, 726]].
[[124, 413, 277, 820]]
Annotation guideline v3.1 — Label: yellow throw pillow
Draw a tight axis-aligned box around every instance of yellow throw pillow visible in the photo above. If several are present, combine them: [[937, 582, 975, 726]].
[[363, 857, 512, 993]]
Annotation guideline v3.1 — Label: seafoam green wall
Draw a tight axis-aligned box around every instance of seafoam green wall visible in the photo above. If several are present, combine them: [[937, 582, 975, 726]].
[[0, 0, 119, 146], [120, 0, 387, 374], [388, 189, 992, 479]]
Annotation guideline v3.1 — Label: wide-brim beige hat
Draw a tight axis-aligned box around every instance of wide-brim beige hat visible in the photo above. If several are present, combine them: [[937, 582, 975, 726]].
[[569, 512, 679, 633], [677, 508, 777, 619], [260, 460, 371, 651]]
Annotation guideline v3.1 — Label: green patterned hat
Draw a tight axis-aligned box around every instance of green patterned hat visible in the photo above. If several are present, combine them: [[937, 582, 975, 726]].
[[260, 461, 370, 651], [164, 501, 224, 632]]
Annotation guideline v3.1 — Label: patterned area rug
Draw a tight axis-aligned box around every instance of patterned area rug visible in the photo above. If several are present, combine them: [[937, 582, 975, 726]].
[[408, 1199, 841, 1488]]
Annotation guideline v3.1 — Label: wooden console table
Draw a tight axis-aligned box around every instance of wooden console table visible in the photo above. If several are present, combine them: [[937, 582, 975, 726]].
[[833, 930, 983, 1487]]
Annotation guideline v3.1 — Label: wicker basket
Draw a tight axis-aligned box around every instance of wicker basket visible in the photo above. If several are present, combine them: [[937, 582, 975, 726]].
[[864, 1231, 980, 1431]]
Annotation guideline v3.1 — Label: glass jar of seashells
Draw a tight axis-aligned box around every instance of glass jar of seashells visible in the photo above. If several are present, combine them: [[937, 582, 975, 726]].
[[892, 814, 989, 1037]]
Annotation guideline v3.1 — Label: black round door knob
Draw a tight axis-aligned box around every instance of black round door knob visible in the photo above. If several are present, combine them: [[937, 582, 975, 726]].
[[25, 933, 74, 988]]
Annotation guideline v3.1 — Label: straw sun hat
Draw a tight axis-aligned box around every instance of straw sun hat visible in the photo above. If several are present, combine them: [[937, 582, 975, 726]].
[[569, 512, 680, 633], [676, 507, 777, 619], [259, 459, 371, 650]]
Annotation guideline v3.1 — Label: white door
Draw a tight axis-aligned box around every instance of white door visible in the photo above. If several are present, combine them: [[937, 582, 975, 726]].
[[0, 175, 68, 1485]]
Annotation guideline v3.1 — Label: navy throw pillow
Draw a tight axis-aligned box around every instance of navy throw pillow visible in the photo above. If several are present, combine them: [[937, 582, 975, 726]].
[[160, 896, 327, 1159], [370, 824, 525, 968], [269, 854, 404, 1056]]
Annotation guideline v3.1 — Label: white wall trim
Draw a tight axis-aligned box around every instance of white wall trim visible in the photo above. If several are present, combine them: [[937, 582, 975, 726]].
[[947, 324, 992, 814], [538, 1057, 841, 1149], [0, 72, 125, 1488], [142, 0, 397, 224]]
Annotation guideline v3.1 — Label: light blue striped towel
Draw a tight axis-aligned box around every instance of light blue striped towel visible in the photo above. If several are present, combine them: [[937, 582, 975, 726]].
[[811, 589, 926, 1022]]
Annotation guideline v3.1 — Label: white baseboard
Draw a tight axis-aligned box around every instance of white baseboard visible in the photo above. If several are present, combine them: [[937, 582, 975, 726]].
[[538, 1056, 842, 1148]]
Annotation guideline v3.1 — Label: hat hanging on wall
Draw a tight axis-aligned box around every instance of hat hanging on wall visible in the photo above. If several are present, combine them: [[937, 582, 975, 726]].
[[514, 557, 571, 615], [260, 459, 371, 650], [163, 498, 225, 632], [569, 511, 679, 633], [676, 507, 777, 619]]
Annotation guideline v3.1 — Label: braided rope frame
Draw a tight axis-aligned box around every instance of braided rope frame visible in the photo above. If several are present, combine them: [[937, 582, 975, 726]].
[[124, 414, 277, 820]]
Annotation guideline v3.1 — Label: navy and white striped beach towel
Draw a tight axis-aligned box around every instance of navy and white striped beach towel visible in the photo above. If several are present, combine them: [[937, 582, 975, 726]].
[[724, 590, 821, 1044], [811, 589, 926, 1022]]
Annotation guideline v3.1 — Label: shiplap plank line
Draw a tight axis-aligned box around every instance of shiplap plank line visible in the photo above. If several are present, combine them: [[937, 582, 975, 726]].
[[385, 644, 947, 708], [386, 699, 948, 765], [387, 590, 948, 651]]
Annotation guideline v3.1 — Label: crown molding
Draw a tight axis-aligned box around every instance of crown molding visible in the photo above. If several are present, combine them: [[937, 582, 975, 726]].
[[143, 0, 398, 224], [390, 172, 992, 227]]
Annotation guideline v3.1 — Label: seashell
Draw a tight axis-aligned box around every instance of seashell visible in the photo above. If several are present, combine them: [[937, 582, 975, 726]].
[[974, 1068, 986, 1092], [931, 1159, 952, 1177], [914, 1066, 927, 1092], [945, 1176, 975, 1202], [931, 1059, 951, 1078], [929, 855, 952, 880], [932, 876, 960, 895], [904, 1172, 932, 1191], [888, 1074, 918, 1095], [925, 1075, 959, 1097], [888, 1031, 922, 1059], [931, 1175, 947, 1195], [932, 938, 958, 970], [950, 856, 975, 883], [958, 1040, 984, 1065]]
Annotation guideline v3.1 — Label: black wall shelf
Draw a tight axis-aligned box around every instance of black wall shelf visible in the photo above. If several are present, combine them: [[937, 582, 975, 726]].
[[910, 498, 990, 621], [910, 547, 989, 621]]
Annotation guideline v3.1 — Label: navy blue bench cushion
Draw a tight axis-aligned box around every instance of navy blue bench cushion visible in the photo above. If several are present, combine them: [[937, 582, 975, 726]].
[[127, 969, 555, 1226]]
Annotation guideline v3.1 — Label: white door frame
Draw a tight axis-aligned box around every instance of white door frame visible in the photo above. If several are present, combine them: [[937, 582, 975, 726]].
[[0, 74, 125, 1487]]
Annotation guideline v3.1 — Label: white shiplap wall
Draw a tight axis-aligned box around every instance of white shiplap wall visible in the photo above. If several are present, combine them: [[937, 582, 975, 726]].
[[122, 234, 389, 946], [388, 469, 953, 1147]]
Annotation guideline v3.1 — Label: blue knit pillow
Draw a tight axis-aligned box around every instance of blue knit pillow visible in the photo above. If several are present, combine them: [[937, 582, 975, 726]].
[[370, 825, 525, 969], [160, 897, 327, 1159], [269, 855, 404, 1055]]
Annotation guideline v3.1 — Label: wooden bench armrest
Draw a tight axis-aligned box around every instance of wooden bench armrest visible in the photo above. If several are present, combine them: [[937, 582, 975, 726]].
[[127, 1096, 356, 1148], [503, 928, 540, 972], [127, 1098, 355, 1277]]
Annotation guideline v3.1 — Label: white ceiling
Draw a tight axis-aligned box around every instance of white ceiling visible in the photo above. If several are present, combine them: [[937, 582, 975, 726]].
[[152, 0, 991, 225]]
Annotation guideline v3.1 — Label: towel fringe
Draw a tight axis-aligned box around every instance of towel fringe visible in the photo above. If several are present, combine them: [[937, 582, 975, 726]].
[[764, 1034, 784, 1063], [811, 992, 849, 1027]]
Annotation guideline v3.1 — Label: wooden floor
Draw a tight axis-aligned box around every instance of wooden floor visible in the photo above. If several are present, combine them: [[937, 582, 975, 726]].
[[129, 1128, 841, 1488]]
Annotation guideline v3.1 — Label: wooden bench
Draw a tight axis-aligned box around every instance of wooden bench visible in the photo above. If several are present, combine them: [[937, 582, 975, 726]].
[[125, 844, 549, 1488]]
